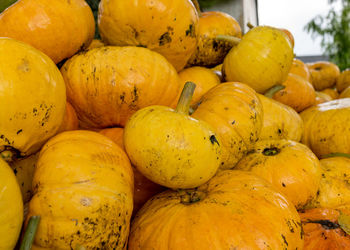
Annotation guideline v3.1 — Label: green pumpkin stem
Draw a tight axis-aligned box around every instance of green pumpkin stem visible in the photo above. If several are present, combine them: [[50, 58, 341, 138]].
[[247, 22, 255, 29], [20, 216, 41, 250], [215, 35, 241, 46], [75, 245, 87, 250], [175, 82, 196, 115], [320, 153, 350, 159], [262, 147, 280, 156], [0, 146, 19, 163], [264, 85, 286, 98]]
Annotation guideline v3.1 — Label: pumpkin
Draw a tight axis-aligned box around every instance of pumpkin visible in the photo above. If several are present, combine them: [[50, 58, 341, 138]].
[[340, 86, 350, 99], [300, 208, 350, 249], [307, 61, 340, 91], [258, 94, 303, 141], [0, 38, 66, 159], [57, 102, 79, 133], [86, 39, 105, 50], [306, 156, 350, 209], [187, 11, 242, 67], [280, 28, 295, 48], [320, 87, 339, 99], [124, 82, 221, 189], [336, 69, 350, 92], [98, 0, 199, 71], [0, 0, 95, 64], [99, 127, 166, 215], [268, 73, 316, 112], [0, 158, 23, 250], [61, 46, 180, 129], [222, 25, 294, 93], [26, 130, 134, 249], [191, 82, 263, 169], [289, 58, 312, 83], [315, 91, 333, 104], [300, 98, 350, 158], [129, 170, 303, 249], [235, 139, 321, 209]]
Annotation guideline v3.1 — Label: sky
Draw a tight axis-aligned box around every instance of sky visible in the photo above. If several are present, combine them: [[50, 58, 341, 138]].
[[258, 0, 343, 56]]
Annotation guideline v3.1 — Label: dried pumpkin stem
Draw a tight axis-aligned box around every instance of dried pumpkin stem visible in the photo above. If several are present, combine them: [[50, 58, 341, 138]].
[[175, 82, 196, 115], [0, 147, 18, 163], [262, 147, 280, 156], [264, 85, 286, 98], [320, 152, 350, 159], [247, 22, 255, 29], [215, 35, 241, 46], [20, 216, 41, 250]]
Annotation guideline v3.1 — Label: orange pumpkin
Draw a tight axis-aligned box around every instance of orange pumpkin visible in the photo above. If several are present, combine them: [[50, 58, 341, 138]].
[[300, 208, 350, 250], [289, 58, 311, 82], [307, 61, 340, 91], [320, 88, 339, 99], [61, 46, 180, 128], [57, 102, 79, 133], [0, 0, 95, 64], [129, 170, 303, 249], [339, 86, 350, 99], [315, 91, 333, 104], [86, 39, 105, 50], [336, 69, 350, 92]]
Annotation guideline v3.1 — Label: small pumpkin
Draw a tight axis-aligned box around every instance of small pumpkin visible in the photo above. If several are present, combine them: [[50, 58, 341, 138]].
[[300, 98, 350, 158], [300, 208, 350, 250], [98, 0, 199, 71], [124, 82, 222, 189], [235, 139, 321, 209], [128, 170, 303, 249], [0, 158, 23, 250], [57, 102, 79, 133], [26, 130, 134, 249], [320, 87, 339, 99], [315, 91, 333, 104], [336, 69, 350, 92], [61, 46, 180, 129], [289, 58, 312, 83], [307, 61, 340, 91], [191, 82, 263, 169], [0, 0, 95, 64], [339, 86, 350, 99], [258, 94, 303, 141], [222, 25, 294, 93]]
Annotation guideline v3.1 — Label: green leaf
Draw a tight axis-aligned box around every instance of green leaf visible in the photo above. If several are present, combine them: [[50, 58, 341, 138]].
[[0, 0, 17, 13], [85, 0, 101, 39]]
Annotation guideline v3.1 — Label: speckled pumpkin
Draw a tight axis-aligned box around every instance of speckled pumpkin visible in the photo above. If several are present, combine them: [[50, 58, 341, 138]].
[[0, 0, 95, 64], [191, 82, 263, 169], [300, 98, 350, 158], [128, 170, 303, 250], [98, 0, 199, 71], [308, 61, 340, 91], [26, 130, 134, 249], [61, 46, 180, 129], [0, 38, 66, 158], [336, 69, 350, 92], [235, 139, 321, 209]]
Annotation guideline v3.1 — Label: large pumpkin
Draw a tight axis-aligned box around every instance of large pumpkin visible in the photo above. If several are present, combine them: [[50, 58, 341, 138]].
[[98, 0, 199, 71], [0, 158, 23, 250], [61, 46, 180, 128], [26, 130, 134, 249], [300, 98, 350, 158], [191, 82, 263, 169], [0, 38, 66, 158], [235, 139, 321, 209], [129, 170, 303, 249], [0, 0, 95, 64]]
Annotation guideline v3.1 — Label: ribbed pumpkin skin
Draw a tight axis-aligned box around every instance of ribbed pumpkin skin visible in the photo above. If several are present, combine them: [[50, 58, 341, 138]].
[[289, 58, 311, 82], [320, 88, 339, 99], [61, 46, 180, 128], [98, 0, 199, 71], [300, 98, 350, 158], [235, 139, 321, 209], [258, 94, 303, 142], [340, 86, 350, 99], [0, 159, 23, 250], [57, 102, 79, 133], [308, 61, 340, 91], [0, 0, 95, 64], [187, 11, 242, 67], [191, 82, 263, 169], [336, 69, 350, 92], [0, 38, 66, 156], [223, 26, 294, 93], [27, 130, 134, 249], [315, 91, 333, 104], [300, 208, 350, 250], [129, 170, 303, 250]]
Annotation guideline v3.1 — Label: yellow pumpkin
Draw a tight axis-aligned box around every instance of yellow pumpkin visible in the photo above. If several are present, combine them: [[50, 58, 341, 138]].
[[98, 0, 199, 71], [315, 91, 333, 104], [223, 25, 294, 93], [308, 61, 341, 91], [340, 86, 350, 99], [86, 39, 105, 50], [0, 0, 95, 64], [0, 158, 23, 250], [301, 98, 350, 158], [0, 38, 66, 158], [320, 88, 339, 99], [26, 130, 134, 249], [336, 69, 350, 92], [61, 46, 180, 128], [235, 139, 321, 209], [124, 82, 221, 189], [258, 94, 303, 141], [129, 170, 303, 249]]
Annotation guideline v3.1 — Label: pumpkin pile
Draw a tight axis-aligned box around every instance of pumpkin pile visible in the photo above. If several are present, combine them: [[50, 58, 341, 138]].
[[1, 0, 350, 249]]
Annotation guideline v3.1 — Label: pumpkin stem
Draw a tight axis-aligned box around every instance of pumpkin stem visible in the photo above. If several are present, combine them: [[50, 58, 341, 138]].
[[75, 245, 87, 250], [262, 147, 280, 156], [215, 35, 241, 46], [20, 216, 41, 250], [247, 22, 255, 29], [0, 146, 19, 163], [191, 0, 202, 17], [175, 82, 196, 115], [179, 189, 206, 205], [264, 85, 286, 98], [320, 153, 350, 159]]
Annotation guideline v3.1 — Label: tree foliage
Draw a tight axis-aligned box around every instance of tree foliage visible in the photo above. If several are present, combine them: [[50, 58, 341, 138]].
[[304, 0, 350, 70]]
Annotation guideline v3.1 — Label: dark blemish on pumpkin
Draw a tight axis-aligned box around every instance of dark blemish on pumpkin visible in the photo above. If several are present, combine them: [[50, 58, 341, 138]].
[[159, 32, 172, 46], [210, 135, 220, 146], [278, 129, 282, 134], [281, 234, 288, 246], [132, 86, 139, 103], [309, 220, 339, 230], [17, 58, 30, 72], [120, 93, 126, 103], [282, 182, 286, 187], [185, 24, 196, 37], [231, 120, 236, 125], [136, 44, 147, 48], [16, 129, 22, 135]]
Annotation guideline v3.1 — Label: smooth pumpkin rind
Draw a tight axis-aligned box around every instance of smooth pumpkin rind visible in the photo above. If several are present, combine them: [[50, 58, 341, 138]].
[[308, 61, 340, 91]]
